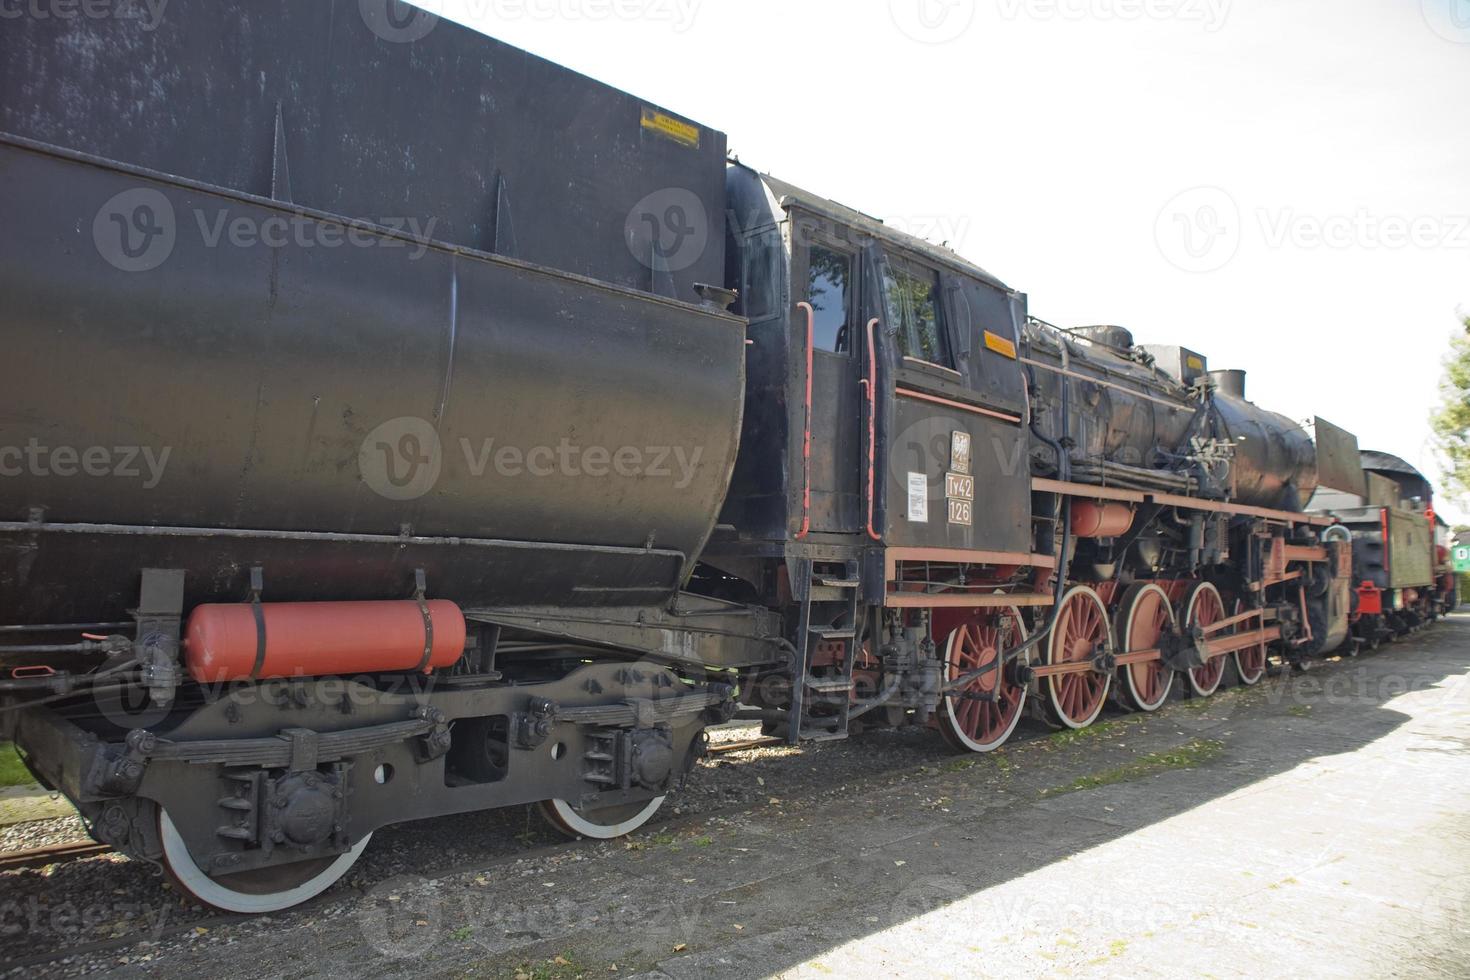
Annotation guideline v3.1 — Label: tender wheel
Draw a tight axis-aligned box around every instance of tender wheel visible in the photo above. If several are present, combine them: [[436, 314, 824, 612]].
[[933, 606, 1029, 752], [1115, 584, 1176, 712], [1042, 585, 1112, 729], [1231, 598, 1268, 686], [539, 795, 665, 840], [158, 809, 370, 914], [1183, 582, 1226, 697]]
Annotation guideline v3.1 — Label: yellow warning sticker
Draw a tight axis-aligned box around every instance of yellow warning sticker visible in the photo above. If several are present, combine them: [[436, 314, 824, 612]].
[[641, 108, 701, 149], [983, 330, 1018, 359], [1187, 355, 1205, 371]]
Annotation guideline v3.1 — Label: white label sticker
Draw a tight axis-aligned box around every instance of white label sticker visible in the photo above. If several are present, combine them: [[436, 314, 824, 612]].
[[907, 472, 929, 523]]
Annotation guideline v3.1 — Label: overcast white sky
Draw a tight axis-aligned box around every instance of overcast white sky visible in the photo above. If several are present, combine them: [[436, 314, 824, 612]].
[[411, 0, 1470, 517]]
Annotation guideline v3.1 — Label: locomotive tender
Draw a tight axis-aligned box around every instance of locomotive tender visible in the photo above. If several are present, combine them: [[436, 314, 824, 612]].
[[0, 4, 1452, 912]]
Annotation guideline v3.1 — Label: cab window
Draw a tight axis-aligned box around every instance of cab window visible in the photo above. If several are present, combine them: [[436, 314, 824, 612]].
[[807, 245, 852, 352], [883, 257, 951, 367]]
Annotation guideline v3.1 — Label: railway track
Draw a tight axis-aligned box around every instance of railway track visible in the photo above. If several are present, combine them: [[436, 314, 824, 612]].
[[0, 839, 110, 872]]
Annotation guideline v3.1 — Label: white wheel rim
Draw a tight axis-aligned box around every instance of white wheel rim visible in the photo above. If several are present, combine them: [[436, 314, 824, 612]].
[[1120, 584, 1176, 711], [545, 796, 665, 839], [1045, 585, 1111, 729], [160, 810, 370, 914], [1233, 601, 1265, 685], [1184, 583, 1224, 697], [942, 609, 1028, 752]]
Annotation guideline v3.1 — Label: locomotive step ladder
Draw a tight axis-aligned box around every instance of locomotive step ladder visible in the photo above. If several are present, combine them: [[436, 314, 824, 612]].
[[781, 557, 862, 745]]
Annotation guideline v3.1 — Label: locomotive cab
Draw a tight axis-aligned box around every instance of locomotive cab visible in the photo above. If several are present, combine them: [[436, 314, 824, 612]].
[[716, 165, 1033, 556]]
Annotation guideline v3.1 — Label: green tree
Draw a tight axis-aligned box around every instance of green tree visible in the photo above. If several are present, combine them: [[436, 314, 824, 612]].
[[1432, 313, 1470, 503]]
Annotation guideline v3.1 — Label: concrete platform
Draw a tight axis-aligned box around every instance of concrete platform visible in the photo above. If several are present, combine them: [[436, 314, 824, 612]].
[[58, 615, 1470, 979]]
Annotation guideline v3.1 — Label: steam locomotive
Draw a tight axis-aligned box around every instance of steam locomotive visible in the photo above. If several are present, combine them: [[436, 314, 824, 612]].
[[0, 4, 1453, 912]]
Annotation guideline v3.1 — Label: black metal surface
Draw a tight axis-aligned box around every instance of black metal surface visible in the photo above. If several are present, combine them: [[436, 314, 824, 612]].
[[12, 662, 723, 873], [1024, 322, 1319, 510], [1213, 393, 1318, 510], [715, 166, 1031, 552], [1024, 323, 1199, 482], [0, 0, 727, 302], [0, 137, 745, 624]]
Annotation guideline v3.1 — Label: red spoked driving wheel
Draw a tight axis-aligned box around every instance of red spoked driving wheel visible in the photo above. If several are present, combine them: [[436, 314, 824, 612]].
[[1042, 585, 1112, 729], [1183, 582, 1226, 697], [1231, 597, 1268, 686], [1115, 583, 1176, 712], [933, 606, 1029, 753]]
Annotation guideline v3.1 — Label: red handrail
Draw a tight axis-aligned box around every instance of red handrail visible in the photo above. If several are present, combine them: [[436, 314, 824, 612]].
[[795, 302, 814, 540], [864, 317, 882, 541]]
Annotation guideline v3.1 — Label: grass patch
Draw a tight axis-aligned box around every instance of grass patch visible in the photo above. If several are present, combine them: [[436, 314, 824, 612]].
[[1041, 739, 1225, 797], [1045, 713, 1146, 748], [1287, 704, 1313, 718], [511, 955, 582, 980], [0, 742, 35, 789]]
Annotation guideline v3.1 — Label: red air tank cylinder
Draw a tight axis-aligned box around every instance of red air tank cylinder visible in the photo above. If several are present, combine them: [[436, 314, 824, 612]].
[[1069, 501, 1136, 538], [183, 600, 467, 683]]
